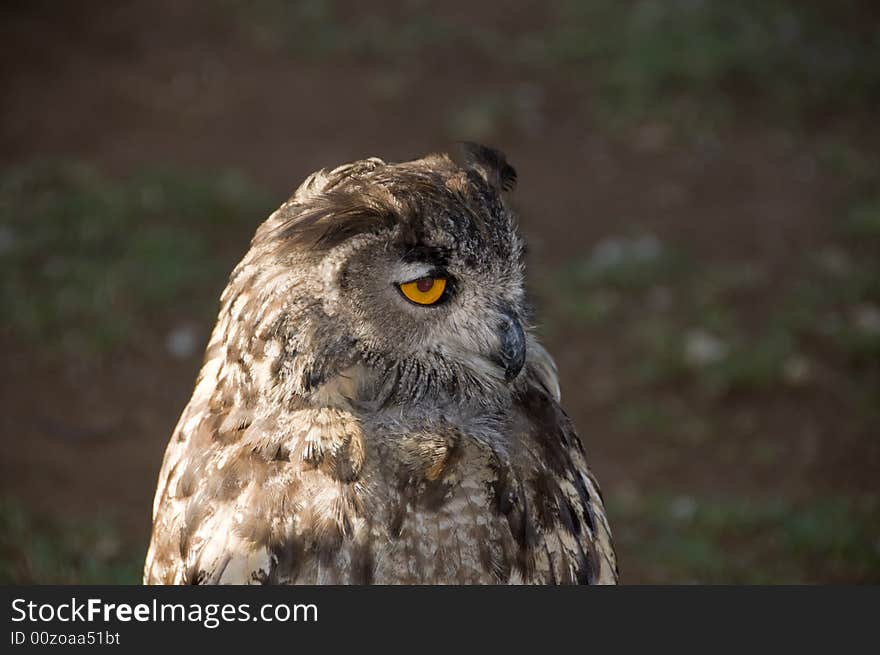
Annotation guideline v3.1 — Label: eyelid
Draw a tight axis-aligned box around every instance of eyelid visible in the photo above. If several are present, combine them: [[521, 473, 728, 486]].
[[394, 262, 435, 285], [400, 267, 446, 285]]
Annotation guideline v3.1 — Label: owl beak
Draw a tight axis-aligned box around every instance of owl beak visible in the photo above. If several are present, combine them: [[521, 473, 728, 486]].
[[497, 311, 526, 381]]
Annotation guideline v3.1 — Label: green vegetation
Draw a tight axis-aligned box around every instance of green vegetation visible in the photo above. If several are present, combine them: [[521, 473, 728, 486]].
[[548, 1, 880, 128], [609, 493, 880, 583], [0, 498, 142, 584], [552, 227, 879, 397], [229, 0, 452, 58], [0, 161, 272, 357], [229, 1, 880, 134]]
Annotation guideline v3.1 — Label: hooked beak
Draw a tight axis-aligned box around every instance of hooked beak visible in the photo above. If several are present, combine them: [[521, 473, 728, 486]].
[[496, 310, 526, 381]]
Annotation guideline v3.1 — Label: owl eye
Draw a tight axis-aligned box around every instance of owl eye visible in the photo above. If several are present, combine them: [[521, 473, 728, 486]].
[[399, 277, 447, 305]]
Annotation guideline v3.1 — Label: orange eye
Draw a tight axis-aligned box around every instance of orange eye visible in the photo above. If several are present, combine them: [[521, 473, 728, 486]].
[[399, 277, 447, 305]]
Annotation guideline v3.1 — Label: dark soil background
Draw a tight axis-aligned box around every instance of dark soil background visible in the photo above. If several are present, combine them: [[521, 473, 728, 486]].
[[1, 0, 879, 583]]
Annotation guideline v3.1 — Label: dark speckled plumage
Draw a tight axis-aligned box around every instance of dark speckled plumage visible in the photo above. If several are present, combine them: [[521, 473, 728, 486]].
[[144, 145, 618, 585]]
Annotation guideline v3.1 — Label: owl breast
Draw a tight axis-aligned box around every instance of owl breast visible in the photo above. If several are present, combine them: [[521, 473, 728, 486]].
[[255, 392, 616, 585], [145, 389, 616, 585]]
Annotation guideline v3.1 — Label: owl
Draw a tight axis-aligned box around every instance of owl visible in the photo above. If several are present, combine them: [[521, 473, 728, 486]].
[[144, 144, 618, 584]]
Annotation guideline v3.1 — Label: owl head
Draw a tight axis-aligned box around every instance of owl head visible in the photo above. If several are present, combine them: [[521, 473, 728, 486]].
[[219, 144, 555, 412]]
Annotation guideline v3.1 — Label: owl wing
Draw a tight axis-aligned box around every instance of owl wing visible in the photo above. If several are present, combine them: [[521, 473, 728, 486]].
[[501, 347, 618, 584], [142, 388, 260, 585], [144, 364, 368, 585], [143, 316, 285, 585]]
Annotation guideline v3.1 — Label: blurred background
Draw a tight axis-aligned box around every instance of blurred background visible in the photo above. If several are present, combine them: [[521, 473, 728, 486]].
[[1, 0, 879, 583]]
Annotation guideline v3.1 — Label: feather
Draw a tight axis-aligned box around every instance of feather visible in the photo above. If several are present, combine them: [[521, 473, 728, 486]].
[[144, 147, 617, 585]]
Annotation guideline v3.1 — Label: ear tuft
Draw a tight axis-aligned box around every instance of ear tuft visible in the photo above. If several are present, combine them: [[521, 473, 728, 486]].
[[457, 142, 518, 192]]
